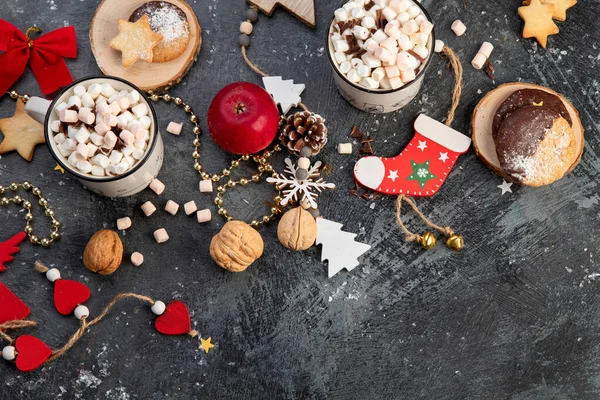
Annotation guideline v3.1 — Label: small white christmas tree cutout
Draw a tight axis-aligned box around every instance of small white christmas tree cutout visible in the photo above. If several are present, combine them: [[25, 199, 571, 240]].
[[262, 76, 305, 114], [316, 218, 371, 278]]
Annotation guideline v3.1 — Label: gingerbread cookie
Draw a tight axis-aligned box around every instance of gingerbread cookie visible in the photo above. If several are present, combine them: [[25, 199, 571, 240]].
[[522, 0, 577, 22], [495, 105, 577, 186], [129, 2, 190, 63], [492, 88, 572, 140], [109, 15, 164, 67], [0, 100, 45, 161], [518, 0, 559, 48]]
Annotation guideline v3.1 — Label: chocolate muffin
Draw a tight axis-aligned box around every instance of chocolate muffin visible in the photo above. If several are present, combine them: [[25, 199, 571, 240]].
[[129, 1, 190, 63], [495, 105, 577, 186]]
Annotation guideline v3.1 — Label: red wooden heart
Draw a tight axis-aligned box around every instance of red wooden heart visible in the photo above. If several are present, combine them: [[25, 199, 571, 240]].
[[155, 300, 192, 335], [0, 232, 27, 272], [14, 335, 52, 372], [0, 282, 30, 324], [54, 279, 91, 315]]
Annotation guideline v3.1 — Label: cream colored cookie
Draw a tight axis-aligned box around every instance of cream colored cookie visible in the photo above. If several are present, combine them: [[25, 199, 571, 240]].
[[109, 15, 163, 67]]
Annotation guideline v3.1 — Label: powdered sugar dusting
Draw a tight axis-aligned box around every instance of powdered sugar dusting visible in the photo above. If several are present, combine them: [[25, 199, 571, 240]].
[[146, 3, 189, 44]]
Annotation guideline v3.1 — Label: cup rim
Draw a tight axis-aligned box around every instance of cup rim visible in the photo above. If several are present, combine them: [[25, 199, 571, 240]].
[[326, 0, 436, 95], [44, 76, 159, 183]]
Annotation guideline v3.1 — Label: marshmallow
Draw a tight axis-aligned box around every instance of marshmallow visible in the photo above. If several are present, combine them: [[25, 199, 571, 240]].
[[347, 69, 361, 83], [115, 161, 129, 175], [343, 1, 356, 13], [389, 76, 404, 89], [180, 201, 197, 217], [74, 127, 91, 144], [51, 120, 61, 133], [101, 83, 117, 97], [81, 93, 95, 108], [397, 34, 413, 51], [131, 252, 144, 266], [196, 209, 212, 224], [109, 101, 121, 115], [165, 200, 180, 215], [73, 85, 86, 97], [351, 57, 365, 68], [401, 69, 416, 83], [68, 95, 82, 108], [479, 42, 494, 58], [374, 47, 393, 63], [472, 52, 487, 70], [379, 77, 392, 89], [167, 122, 183, 135], [357, 64, 372, 77], [414, 14, 426, 24], [335, 8, 349, 22], [121, 144, 135, 157], [361, 16, 376, 29], [396, 11, 410, 24], [78, 108, 95, 125], [132, 149, 145, 160], [64, 138, 77, 150], [419, 20, 434, 36], [381, 37, 398, 51], [91, 165, 105, 176], [333, 39, 350, 52], [109, 150, 123, 165], [67, 152, 79, 166], [57, 143, 71, 157], [153, 228, 169, 243], [386, 27, 402, 40], [93, 154, 110, 168], [54, 132, 66, 144], [361, 53, 383, 68], [372, 67, 386, 81], [117, 217, 132, 230], [105, 165, 117, 176], [351, 7, 366, 19], [413, 45, 429, 60], [338, 143, 353, 154], [132, 103, 149, 118], [372, 29, 388, 44], [434, 40, 444, 53], [55, 102, 68, 114], [127, 120, 142, 134], [141, 201, 157, 216], [402, 20, 419, 35], [103, 113, 118, 127], [410, 32, 428, 46], [95, 95, 108, 105], [353, 25, 370, 40], [334, 51, 347, 64], [124, 156, 136, 169], [134, 139, 146, 149], [127, 91, 140, 105], [75, 143, 89, 160], [382, 6, 397, 21], [451, 20, 466, 36], [360, 77, 379, 89], [407, 5, 421, 18], [59, 109, 78, 123], [385, 65, 400, 78], [135, 129, 150, 141], [87, 83, 102, 99], [116, 96, 130, 111], [199, 179, 213, 193], [95, 122, 110, 135], [76, 161, 92, 173], [120, 130, 135, 145], [103, 131, 118, 148], [149, 178, 165, 195], [340, 61, 352, 74], [139, 116, 152, 129], [96, 102, 111, 117]]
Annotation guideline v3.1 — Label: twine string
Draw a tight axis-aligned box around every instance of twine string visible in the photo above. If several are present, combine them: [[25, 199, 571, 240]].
[[441, 46, 463, 127], [0, 320, 37, 344]]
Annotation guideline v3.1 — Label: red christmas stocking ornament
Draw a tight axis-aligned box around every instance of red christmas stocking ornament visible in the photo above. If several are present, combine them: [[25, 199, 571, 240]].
[[0, 282, 30, 324], [0, 232, 27, 272], [354, 114, 471, 197]]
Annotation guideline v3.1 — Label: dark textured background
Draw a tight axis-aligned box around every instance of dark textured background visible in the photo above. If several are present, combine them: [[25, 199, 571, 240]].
[[1, 0, 600, 399]]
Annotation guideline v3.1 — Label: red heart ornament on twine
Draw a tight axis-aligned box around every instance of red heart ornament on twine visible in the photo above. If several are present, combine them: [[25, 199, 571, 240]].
[[54, 279, 90, 315], [0, 282, 30, 324], [155, 301, 197, 336], [14, 335, 52, 372], [0, 232, 27, 272]]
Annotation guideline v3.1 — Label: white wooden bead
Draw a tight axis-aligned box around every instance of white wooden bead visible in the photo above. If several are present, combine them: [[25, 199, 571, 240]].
[[297, 157, 310, 170], [74, 305, 90, 320], [196, 209, 212, 223], [2, 346, 16, 361], [338, 143, 352, 154], [141, 201, 157, 216], [46, 268, 61, 282], [184, 200, 197, 215], [117, 217, 132, 230], [153, 228, 169, 243], [131, 252, 144, 266], [152, 301, 166, 315], [451, 20, 467, 36], [434, 40, 444, 53], [199, 179, 213, 193], [149, 178, 165, 195], [165, 200, 179, 215]]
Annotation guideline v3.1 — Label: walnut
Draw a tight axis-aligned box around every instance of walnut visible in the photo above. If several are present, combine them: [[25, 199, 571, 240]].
[[277, 207, 316, 251], [83, 230, 123, 275], [210, 221, 264, 272]]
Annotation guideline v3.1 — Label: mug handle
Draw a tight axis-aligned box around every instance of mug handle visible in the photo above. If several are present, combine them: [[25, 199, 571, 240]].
[[24, 97, 52, 125]]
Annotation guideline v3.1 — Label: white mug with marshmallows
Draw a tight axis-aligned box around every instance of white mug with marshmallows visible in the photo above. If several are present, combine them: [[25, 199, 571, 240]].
[[25, 76, 164, 198]]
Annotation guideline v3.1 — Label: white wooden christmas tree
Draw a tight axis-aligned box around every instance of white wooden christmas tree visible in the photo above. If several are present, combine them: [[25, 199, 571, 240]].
[[316, 218, 371, 278]]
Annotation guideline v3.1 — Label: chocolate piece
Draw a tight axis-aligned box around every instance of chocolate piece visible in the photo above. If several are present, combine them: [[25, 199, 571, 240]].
[[495, 105, 559, 178], [492, 89, 572, 140], [129, 1, 187, 26]]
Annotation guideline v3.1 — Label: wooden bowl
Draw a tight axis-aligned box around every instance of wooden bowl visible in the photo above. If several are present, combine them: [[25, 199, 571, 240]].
[[471, 82, 584, 183], [90, 0, 202, 92]]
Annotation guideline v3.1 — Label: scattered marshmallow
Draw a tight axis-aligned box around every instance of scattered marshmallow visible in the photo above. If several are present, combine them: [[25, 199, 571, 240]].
[[338, 143, 353, 154], [167, 122, 183, 135], [153, 228, 169, 244], [451, 20, 466, 36], [117, 217, 132, 230], [131, 252, 144, 266], [165, 200, 179, 215], [479, 42, 494, 58], [141, 201, 157, 216], [149, 178, 165, 195], [434, 40, 444, 53], [196, 209, 212, 224], [184, 201, 197, 215], [472, 52, 487, 70], [199, 179, 213, 193]]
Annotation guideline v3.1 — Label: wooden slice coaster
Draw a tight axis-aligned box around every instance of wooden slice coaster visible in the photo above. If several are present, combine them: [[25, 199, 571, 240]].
[[471, 82, 584, 183], [90, 0, 201, 92]]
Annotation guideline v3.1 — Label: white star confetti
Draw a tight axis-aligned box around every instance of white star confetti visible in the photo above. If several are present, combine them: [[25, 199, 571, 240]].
[[267, 158, 335, 209], [497, 179, 513, 195]]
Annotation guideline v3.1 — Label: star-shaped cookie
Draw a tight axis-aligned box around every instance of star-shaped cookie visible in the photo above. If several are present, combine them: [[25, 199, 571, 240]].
[[109, 14, 163, 67], [518, 0, 559, 48], [0, 100, 45, 161], [522, 0, 577, 21]]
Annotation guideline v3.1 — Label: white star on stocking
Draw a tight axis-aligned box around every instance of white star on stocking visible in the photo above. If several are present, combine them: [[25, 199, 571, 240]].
[[388, 170, 399, 182], [439, 152, 449, 163], [497, 179, 513, 195], [417, 140, 428, 151]]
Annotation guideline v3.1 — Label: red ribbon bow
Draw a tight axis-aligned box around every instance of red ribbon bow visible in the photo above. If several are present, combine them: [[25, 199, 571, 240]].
[[0, 20, 77, 96]]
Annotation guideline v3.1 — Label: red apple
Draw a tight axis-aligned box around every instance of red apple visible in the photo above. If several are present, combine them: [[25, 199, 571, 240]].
[[207, 82, 280, 155]]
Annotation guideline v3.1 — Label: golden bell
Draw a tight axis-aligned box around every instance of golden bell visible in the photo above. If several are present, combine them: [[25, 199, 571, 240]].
[[420, 231, 436, 249], [446, 234, 464, 251]]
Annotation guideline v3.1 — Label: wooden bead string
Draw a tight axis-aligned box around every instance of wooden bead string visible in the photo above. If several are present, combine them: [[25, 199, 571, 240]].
[[394, 46, 464, 248], [0, 261, 198, 365]]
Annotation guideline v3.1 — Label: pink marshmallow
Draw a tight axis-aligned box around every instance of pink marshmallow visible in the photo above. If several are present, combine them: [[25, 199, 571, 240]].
[[95, 122, 110, 135], [184, 201, 197, 215], [385, 66, 400, 78], [103, 131, 118, 148], [149, 178, 165, 195], [402, 20, 419, 36], [451, 20, 466, 36], [117, 217, 132, 230], [117, 97, 130, 111], [401, 69, 416, 83], [420, 21, 434, 36], [196, 209, 212, 224], [78, 108, 95, 125], [120, 130, 135, 145], [389, 76, 404, 89], [153, 228, 169, 243], [165, 200, 179, 215], [96, 102, 111, 116], [103, 113, 118, 127], [109, 102, 121, 115], [374, 47, 393, 63], [141, 201, 157, 216], [59, 109, 78, 123], [167, 122, 183, 136]]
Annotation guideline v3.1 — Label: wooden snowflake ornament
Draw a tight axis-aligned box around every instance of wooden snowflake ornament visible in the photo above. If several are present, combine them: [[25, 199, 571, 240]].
[[316, 218, 371, 278], [263, 76, 305, 114], [267, 158, 335, 209], [247, 0, 316, 28]]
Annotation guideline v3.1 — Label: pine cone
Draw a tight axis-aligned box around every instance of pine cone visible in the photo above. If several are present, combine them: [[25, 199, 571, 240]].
[[279, 111, 328, 155]]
